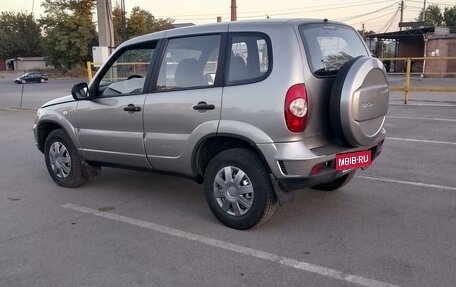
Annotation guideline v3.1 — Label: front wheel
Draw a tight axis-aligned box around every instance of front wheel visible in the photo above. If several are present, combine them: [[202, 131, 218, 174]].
[[311, 171, 356, 191], [44, 129, 88, 187], [204, 148, 277, 229]]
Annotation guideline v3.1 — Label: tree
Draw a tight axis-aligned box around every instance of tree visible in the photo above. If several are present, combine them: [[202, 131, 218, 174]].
[[444, 6, 456, 29], [112, 5, 127, 46], [418, 4, 444, 26], [40, 0, 98, 69], [124, 7, 174, 40], [0, 12, 42, 60]]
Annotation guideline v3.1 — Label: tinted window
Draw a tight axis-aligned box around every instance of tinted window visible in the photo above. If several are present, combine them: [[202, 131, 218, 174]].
[[300, 24, 368, 76], [98, 43, 156, 96], [157, 35, 221, 90], [227, 34, 271, 84]]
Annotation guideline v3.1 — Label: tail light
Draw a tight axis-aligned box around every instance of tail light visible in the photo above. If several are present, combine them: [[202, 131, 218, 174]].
[[284, 84, 308, 132]]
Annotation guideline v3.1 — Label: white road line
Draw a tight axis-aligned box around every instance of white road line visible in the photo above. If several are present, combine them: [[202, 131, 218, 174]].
[[389, 103, 456, 107], [357, 176, 456, 191], [388, 116, 456, 122], [62, 203, 400, 287], [386, 137, 456, 146]]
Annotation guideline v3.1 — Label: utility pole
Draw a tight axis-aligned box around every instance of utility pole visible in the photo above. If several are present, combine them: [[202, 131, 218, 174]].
[[120, 0, 126, 42], [422, 0, 427, 23], [97, 0, 115, 52], [399, 0, 404, 31], [362, 23, 365, 40], [231, 0, 237, 21]]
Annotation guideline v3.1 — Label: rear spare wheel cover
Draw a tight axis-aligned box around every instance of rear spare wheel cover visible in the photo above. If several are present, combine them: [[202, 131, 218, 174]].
[[330, 57, 389, 147]]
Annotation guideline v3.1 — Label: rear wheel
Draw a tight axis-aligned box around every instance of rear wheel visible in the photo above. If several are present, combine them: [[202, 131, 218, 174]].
[[44, 130, 88, 187], [204, 148, 277, 229], [311, 171, 356, 191]]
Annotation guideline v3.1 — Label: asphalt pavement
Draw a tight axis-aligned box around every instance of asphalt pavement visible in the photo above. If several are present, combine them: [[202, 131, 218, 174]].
[[0, 72, 455, 287]]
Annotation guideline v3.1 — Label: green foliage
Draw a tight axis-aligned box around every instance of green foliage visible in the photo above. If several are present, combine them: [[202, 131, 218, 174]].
[[112, 5, 126, 46], [40, 0, 98, 69], [113, 6, 174, 45], [444, 6, 456, 28], [418, 4, 444, 26], [0, 12, 42, 59], [357, 30, 376, 39]]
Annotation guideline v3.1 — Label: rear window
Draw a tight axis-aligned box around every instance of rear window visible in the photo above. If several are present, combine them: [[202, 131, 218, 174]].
[[299, 24, 368, 76]]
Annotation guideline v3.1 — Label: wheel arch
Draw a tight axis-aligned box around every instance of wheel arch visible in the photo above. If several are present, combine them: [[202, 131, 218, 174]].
[[36, 121, 67, 153], [191, 133, 272, 181]]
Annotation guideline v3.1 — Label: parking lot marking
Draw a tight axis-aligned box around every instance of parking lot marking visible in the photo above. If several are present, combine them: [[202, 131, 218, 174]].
[[389, 103, 456, 107], [388, 116, 456, 122], [62, 203, 400, 287], [386, 137, 456, 146], [357, 176, 456, 191]]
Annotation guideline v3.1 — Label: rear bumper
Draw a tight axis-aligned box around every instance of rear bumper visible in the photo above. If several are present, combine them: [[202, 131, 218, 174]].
[[257, 132, 385, 191], [277, 168, 354, 191]]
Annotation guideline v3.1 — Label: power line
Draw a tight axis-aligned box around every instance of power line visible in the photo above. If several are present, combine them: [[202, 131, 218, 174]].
[[157, 0, 397, 18], [350, 10, 398, 25], [158, 0, 399, 21], [336, 3, 399, 22], [380, 6, 400, 32]]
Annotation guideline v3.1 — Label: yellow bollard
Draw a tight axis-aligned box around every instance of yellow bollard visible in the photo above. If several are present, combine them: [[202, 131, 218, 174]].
[[87, 61, 93, 81], [404, 58, 411, 104]]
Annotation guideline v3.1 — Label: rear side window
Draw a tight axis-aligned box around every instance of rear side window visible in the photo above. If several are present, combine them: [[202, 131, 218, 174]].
[[300, 24, 368, 76], [227, 33, 271, 85], [156, 34, 221, 91]]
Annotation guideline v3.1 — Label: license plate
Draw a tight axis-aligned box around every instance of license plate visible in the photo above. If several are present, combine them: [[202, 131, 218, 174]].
[[335, 150, 371, 171]]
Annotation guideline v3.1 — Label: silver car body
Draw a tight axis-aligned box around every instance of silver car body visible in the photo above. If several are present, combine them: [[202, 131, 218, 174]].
[[34, 19, 388, 191]]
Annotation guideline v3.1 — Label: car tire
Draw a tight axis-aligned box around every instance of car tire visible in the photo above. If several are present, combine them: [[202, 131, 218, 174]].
[[311, 171, 356, 191], [204, 148, 277, 230], [40, 79, 45, 83], [44, 129, 88, 188], [21, 79, 26, 84]]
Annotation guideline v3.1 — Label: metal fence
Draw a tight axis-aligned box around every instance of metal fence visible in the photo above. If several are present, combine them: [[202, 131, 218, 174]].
[[380, 57, 456, 104]]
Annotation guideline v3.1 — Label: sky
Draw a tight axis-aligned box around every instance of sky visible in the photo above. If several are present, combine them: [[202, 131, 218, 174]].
[[1, 0, 455, 33]]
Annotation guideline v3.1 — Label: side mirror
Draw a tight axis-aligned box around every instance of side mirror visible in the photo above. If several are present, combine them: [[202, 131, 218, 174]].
[[71, 83, 89, 100]]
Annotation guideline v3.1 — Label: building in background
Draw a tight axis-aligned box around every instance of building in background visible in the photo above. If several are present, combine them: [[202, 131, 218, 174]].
[[368, 26, 456, 77], [5, 57, 54, 71]]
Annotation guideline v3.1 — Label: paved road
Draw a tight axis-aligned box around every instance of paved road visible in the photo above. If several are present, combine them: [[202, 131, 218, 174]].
[[0, 73, 85, 110], [0, 75, 456, 286]]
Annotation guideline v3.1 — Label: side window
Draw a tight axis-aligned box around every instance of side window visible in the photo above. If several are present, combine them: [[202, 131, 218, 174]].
[[98, 43, 156, 97], [227, 33, 271, 84], [156, 34, 221, 91]]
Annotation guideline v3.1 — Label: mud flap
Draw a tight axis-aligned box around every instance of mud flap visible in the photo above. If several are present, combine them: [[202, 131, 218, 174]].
[[269, 174, 295, 205]]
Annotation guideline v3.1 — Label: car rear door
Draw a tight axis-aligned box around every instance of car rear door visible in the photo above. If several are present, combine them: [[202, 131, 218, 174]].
[[143, 32, 225, 176]]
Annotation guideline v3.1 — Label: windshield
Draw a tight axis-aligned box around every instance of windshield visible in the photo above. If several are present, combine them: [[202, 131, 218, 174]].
[[299, 23, 368, 76]]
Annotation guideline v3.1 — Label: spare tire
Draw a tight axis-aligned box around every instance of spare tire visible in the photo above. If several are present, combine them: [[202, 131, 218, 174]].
[[330, 56, 389, 147]]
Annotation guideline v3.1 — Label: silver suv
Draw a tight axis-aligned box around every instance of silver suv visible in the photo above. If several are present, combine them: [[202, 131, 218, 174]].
[[34, 19, 388, 229]]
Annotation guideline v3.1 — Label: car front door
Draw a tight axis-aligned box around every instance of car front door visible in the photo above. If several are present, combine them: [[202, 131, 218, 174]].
[[77, 41, 159, 168], [143, 34, 224, 175]]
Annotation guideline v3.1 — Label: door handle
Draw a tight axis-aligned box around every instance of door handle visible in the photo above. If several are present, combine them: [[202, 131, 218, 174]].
[[193, 101, 215, 111], [123, 104, 141, 113]]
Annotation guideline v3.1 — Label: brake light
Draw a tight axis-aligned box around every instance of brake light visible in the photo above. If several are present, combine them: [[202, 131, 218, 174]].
[[285, 84, 308, 132]]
